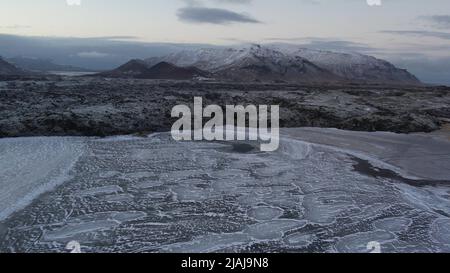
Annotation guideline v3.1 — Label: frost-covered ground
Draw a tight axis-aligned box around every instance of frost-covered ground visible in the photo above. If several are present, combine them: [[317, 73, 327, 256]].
[[0, 129, 449, 253]]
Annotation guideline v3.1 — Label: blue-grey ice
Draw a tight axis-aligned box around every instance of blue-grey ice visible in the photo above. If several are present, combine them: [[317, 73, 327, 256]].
[[0, 128, 449, 253], [0, 137, 85, 221]]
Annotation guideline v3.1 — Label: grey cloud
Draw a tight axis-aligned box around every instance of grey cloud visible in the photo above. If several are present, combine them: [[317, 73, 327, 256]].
[[266, 38, 376, 53], [181, 0, 252, 7], [383, 55, 450, 85], [380, 30, 450, 40], [302, 40, 375, 52], [177, 7, 261, 24], [298, 0, 320, 5], [212, 0, 252, 4], [0, 24, 31, 29], [220, 37, 255, 43], [420, 15, 450, 29], [77, 51, 110, 58]]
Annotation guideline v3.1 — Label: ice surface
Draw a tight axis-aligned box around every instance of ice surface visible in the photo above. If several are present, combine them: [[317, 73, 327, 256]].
[[431, 219, 450, 245], [248, 206, 284, 221], [77, 185, 123, 197], [104, 194, 134, 203], [0, 137, 85, 221], [0, 129, 449, 253], [336, 231, 396, 253], [244, 220, 308, 240], [283, 233, 316, 248], [43, 211, 147, 241], [374, 217, 412, 233], [282, 128, 450, 180], [163, 233, 253, 253]]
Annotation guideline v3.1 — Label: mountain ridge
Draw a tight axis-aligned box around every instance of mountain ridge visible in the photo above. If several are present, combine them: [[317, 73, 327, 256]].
[[7, 56, 91, 73], [211, 45, 341, 83], [146, 44, 421, 85], [97, 60, 210, 80], [270, 45, 421, 85]]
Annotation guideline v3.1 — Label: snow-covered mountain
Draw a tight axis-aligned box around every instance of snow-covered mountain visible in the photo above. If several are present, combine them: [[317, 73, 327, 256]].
[[146, 47, 247, 72], [146, 44, 421, 85], [212, 45, 339, 83], [146, 45, 340, 83], [271, 45, 420, 85]]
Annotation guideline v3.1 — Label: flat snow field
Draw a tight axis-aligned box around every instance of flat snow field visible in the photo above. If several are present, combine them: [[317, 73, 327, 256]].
[[0, 128, 449, 253]]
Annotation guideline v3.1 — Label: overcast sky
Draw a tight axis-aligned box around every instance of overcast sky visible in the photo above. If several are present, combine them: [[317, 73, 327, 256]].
[[1, 0, 449, 83]]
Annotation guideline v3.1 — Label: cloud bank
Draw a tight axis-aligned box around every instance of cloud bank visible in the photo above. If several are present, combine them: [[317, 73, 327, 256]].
[[177, 0, 260, 25], [177, 7, 260, 24]]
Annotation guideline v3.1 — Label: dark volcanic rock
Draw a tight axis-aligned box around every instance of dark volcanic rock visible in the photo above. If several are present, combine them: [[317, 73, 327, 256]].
[[0, 78, 448, 138], [97, 59, 151, 79], [97, 60, 209, 80], [146, 62, 209, 80]]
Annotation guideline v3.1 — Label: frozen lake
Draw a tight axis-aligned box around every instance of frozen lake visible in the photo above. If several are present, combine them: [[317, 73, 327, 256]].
[[48, 71, 98, 77], [0, 128, 449, 253], [0, 137, 85, 221]]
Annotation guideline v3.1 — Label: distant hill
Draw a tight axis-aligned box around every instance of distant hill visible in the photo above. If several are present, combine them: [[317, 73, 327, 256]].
[[7, 57, 91, 73], [145, 62, 209, 80], [0, 57, 26, 75], [96, 59, 150, 78], [97, 60, 210, 80]]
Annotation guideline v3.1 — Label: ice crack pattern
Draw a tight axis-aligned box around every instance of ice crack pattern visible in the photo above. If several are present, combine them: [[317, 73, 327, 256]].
[[0, 129, 449, 253]]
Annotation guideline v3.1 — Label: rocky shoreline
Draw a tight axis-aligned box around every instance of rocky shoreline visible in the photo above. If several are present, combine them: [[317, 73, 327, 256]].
[[0, 77, 449, 138]]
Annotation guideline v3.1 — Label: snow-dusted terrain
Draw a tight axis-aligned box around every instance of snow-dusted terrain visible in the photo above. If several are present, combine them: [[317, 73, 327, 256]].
[[145, 45, 336, 83], [275, 46, 419, 85], [146, 44, 420, 85], [146, 47, 252, 72], [0, 129, 449, 253]]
